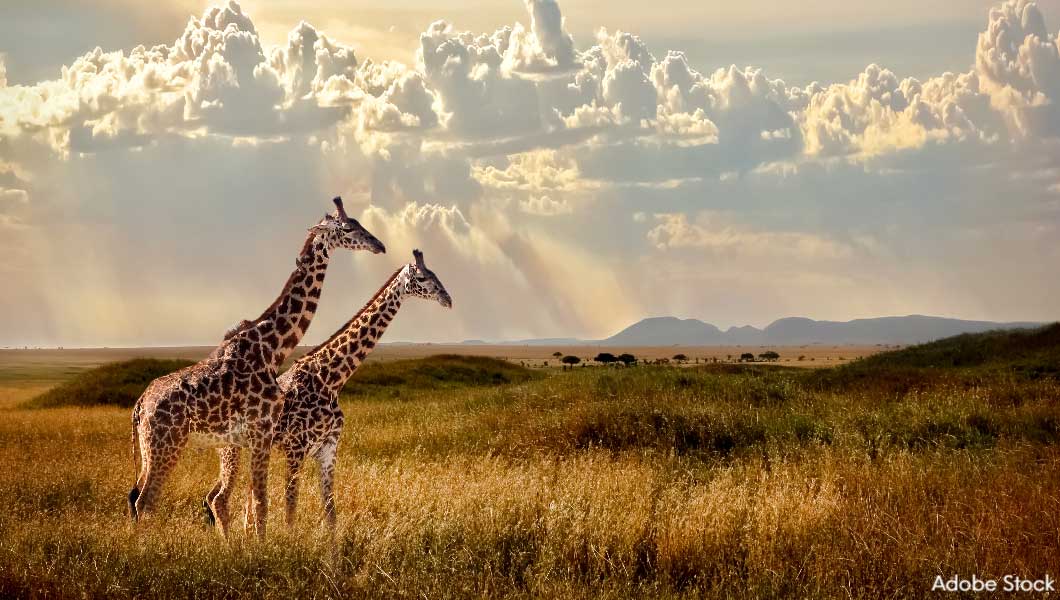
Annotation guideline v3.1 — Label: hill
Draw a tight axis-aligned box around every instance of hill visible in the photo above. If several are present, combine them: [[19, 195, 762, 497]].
[[806, 323, 1060, 392], [342, 354, 538, 397], [24, 358, 194, 409], [840, 322, 1060, 373], [599, 315, 1045, 346]]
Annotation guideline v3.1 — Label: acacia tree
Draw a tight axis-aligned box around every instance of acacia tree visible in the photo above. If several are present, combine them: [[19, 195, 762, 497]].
[[561, 355, 581, 370], [594, 352, 617, 365], [672, 353, 688, 364], [740, 352, 755, 362], [759, 350, 780, 362], [617, 353, 637, 367]]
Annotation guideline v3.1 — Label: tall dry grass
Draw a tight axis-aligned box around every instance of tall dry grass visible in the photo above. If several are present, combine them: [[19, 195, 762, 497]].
[[2, 356, 1060, 598]]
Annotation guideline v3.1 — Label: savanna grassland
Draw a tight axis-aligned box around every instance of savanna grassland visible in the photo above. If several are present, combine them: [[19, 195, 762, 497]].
[[1, 327, 1060, 598]]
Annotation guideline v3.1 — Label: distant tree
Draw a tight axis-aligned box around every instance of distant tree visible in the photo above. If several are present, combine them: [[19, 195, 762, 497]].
[[561, 355, 581, 369], [759, 351, 780, 362], [672, 353, 689, 364], [552, 351, 563, 359], [797, 355, 806, 362], [739, 352, 755, 362], [594, 352, 618, 365], [726, 354, 733, 362], [617, 353, 637, 367]]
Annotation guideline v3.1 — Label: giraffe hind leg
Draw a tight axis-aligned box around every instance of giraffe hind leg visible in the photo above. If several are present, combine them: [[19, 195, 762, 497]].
[[134, 437, 185, 521], [203, 475, 224, 527], [208, 447, 242, 537], [128, 486, 141, 522]]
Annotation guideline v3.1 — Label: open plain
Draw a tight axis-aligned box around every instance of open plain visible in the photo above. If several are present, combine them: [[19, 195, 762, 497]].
[[2, 327, 1059, 598]]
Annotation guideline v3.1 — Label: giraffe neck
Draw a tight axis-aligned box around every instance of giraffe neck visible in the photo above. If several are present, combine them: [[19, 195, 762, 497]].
[[254, 232, 331, 369], [303, 266, 408, 394]]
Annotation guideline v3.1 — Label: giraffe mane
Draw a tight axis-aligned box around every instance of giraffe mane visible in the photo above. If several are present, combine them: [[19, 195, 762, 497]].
[[304, 264, 406, 358], [248, 230, 318, 327]]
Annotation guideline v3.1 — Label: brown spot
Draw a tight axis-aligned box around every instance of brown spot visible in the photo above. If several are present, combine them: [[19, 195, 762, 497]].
[[263, 333, 279, 348], [276, 318, 292, 335], [283, 334, 299, 349], [298, 317, 311, 331]]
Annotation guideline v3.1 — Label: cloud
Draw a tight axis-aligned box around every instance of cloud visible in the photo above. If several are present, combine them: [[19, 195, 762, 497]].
[[975, 0, 1060, 137], [502, 0, 577, 74], [646, 212, 854, 261], [1, 0, 1059, 345]]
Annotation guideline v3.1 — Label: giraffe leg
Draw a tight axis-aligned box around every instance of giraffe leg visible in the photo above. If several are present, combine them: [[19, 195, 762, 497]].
[[203, 475, 223, 527], [207, 447, 241, 537], [284, 449, 307, 528], [317, 437, 340, 534], [248, 441, 271, 539], [133, 435, 185, 522], [242, 484, 254, 534]]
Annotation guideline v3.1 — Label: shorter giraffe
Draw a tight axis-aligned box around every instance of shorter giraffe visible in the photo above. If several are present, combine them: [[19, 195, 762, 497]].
[[204, 249, 452, 533]]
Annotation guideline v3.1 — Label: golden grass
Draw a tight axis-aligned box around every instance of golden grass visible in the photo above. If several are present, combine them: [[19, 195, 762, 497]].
[[2, 360, 1060, 598]]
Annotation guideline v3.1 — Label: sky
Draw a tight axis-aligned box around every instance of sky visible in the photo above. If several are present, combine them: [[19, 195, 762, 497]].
[[0, 0, 1059, 347]]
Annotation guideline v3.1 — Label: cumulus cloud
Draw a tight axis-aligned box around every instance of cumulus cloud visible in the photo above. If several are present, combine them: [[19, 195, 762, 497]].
[[1, 0, 1059, 345]]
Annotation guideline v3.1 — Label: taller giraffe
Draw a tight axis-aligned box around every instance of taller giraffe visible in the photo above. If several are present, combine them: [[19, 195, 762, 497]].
[[128, 197, 385, 539], [207, 250, 452, 534]]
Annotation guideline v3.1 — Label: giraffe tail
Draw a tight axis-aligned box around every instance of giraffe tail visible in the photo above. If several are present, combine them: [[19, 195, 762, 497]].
[[128, 398, 142, 520]]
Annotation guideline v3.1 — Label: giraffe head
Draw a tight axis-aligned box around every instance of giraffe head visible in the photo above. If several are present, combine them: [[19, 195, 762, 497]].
[[310, 197, 386, 254], [404, 249, 452, 308]]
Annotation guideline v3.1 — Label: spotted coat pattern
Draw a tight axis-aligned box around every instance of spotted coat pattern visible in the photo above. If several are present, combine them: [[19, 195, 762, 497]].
[[128, 199, 385, 539], [212, 250, 451, 533]]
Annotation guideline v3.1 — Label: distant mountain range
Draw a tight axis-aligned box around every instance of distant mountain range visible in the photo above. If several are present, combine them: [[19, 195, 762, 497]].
[[460, 315, 1048, 346]]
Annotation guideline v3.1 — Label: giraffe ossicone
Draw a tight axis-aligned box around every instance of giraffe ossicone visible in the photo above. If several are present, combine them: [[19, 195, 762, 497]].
[[206, 249, 452, 534], [128, 197, 385, 540]]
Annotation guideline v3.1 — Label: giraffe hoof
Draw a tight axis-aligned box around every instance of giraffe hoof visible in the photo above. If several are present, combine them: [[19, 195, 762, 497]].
[[203, 499, 216, 527], [128, 487, 140, 521]]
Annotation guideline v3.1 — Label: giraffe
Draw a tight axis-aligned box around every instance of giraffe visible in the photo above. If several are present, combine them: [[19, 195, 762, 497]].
[[128, 197, 386, 539], [204, 249, 451, 534]]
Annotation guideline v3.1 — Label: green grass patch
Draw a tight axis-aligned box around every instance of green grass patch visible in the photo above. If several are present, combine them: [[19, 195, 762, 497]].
[[21, 359, 194, 409], [341, 354, 539, 399]]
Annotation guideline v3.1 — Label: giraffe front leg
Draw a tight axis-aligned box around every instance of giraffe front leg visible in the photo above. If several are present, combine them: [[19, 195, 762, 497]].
[[317, 437, 340, 535], [248, 441, 271, 540], [208, 447, 241, 537], [284, 449, 307, 528]]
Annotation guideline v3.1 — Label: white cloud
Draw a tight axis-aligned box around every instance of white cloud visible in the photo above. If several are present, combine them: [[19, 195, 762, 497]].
[[1, 0, 1059, 345]]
